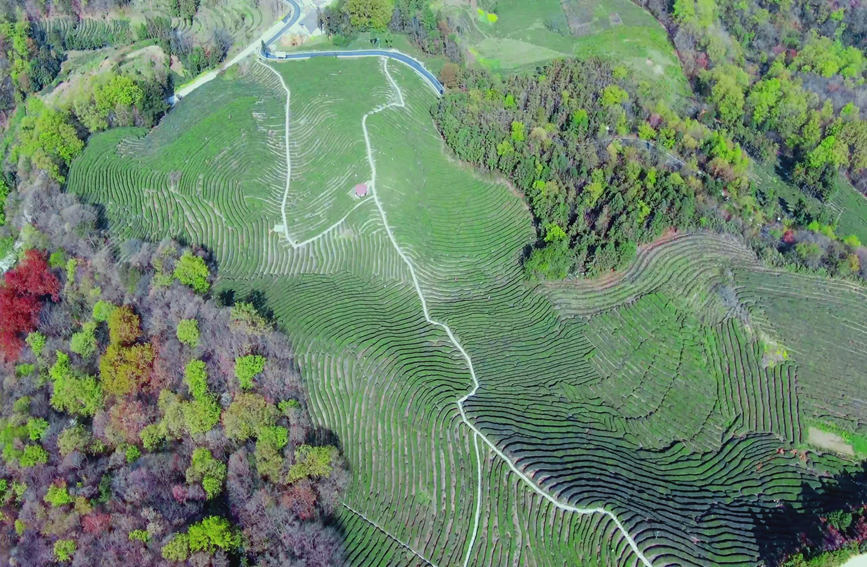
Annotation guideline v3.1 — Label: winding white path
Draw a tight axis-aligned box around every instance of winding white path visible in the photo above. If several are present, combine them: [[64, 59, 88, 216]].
[[266, 56, 654, 567], [258, 59, 372, 249]]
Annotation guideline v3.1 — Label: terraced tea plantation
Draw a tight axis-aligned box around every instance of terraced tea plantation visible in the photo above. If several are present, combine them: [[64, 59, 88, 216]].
[[67, 56, 867, 566]]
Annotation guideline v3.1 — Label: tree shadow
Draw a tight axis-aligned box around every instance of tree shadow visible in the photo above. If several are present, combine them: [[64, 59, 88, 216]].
[[752, 462, 867, 565]]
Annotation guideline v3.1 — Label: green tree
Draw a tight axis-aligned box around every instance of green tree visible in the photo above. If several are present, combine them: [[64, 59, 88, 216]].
[[807, 135, 849, 170], [234, 354, 265, 390], [705, 65, 748, 126], [185, 448, 226, 499], [92, 300, 116, 322], [15, 98, 84, 182], [99, 343, 154, 396], [746, 78, 781, 128], [25, 332, 46, 356], [183, 395, 220, 435], [19, 444, 48, 467], [524, 237, 572, 280], [26, 418, 49, 441], [50, 352, 104, 417], [74, 73, 145, 132], [140, 423, 164, 451], [600, 85, 628, 107], [44, 483, 72, 507], [184, 359, 208, 399], [187, 516, 241, 553], [254, 425, 288, 481], [173, 252, 210, 294], [176, 319, 199, 347], [54, 539, 76, 562], [57, 425, 93, 456], [70, 321, 98, 358], [511, 121, 525, 142], [229, 301, 269, 334], [344, 0, 394, 30], [0, 178, 8, 226]]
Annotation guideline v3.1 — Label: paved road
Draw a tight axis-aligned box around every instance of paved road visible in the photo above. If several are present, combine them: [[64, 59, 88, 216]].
[[265, 0, 302, 47], [171, 0, 301, 104], [263, 49, 444, 95]]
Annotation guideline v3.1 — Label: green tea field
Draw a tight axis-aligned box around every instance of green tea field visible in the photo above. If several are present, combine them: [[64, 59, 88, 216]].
[[67, 56, 867, 566]]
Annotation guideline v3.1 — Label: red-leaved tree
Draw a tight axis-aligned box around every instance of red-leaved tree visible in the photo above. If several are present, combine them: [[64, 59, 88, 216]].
[[0, 250, 60, 361]]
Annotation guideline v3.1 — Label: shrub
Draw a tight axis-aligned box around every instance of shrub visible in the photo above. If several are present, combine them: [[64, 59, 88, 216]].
[[286, 444, 337, 483], [827, 509, 854, 531], [54, 539, 76, 562], [161, 533, 189, 561], [26, 418, 49, 441], [173, 252, 210, 294], [176, 319, 199, 347], [234, 354, 265, 390], [107, 305, 141, 345], [278, 399, 301, 415], [185, 448, 226, 499], [229, 301, 269, 334], [128, 529, 149, 543], [25, 331, 46, 356], [222, 393, 278, 441], [57, 425, 92, 456]]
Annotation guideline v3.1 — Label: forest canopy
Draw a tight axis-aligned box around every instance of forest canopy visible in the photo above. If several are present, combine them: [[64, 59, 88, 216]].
[[0, 175, 346, 566]]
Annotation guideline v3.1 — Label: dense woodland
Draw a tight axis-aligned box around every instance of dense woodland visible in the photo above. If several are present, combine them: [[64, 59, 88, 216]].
[[0, 172, 346, 565], [432, 59, 867, 280], [633, 0, 867, 197]]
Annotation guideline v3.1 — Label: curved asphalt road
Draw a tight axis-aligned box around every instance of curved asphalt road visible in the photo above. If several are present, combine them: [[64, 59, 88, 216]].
[[265, 0, 302, 47], [263, 49, 444, 95]]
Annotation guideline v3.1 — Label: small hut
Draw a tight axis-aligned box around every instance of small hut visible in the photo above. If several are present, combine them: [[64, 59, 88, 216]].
[[354, 183, 369, 197]]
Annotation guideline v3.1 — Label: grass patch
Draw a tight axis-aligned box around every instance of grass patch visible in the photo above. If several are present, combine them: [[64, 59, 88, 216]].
[[807, 421, 867, 458], [830, 178, 867, 244]]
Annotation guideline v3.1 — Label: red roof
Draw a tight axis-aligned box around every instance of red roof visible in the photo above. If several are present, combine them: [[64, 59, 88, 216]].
[[354, 183, 368, 197]]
